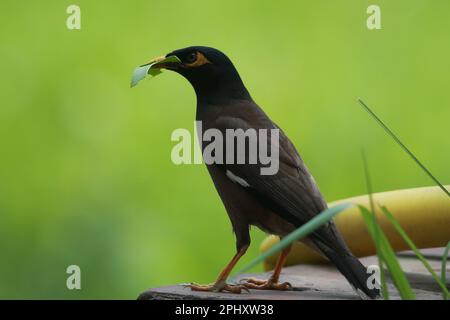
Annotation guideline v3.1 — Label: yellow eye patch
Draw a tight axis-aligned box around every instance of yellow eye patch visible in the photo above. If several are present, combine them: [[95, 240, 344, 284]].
[[185, 52, 211, 68]]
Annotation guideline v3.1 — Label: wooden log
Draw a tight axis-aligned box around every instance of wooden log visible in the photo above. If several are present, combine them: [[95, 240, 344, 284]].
[[139, 255, 449, 300]]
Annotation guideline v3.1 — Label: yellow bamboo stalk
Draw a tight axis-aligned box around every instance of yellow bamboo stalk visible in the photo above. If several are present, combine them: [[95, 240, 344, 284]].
[[260, 185, 450, 271]]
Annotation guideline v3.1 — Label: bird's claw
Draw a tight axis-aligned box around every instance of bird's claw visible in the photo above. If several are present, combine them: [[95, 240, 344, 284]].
[[186, 281, 249, 294], [240, 277, 292, 290], [222, 283, 250, 294]]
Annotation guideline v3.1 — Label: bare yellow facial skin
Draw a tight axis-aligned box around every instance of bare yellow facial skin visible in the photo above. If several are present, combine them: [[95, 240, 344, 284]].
[[184, 52, 211, 68]]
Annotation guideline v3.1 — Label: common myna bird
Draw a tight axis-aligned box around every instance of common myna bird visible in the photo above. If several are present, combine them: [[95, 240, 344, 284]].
[[139, 46, 380, 299]]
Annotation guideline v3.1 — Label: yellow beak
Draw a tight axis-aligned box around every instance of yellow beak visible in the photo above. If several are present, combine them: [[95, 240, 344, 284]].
[[145, 55, 181, 69]]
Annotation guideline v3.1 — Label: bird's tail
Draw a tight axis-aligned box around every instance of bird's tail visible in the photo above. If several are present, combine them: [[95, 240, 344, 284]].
[[315, 242, 381, 299]]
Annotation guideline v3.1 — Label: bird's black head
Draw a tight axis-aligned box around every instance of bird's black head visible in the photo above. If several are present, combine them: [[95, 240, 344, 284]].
[[152, 46, 251, 104]]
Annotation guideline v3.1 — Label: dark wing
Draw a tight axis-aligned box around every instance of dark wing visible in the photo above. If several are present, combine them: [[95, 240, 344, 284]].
[[208, 104, 347, 252], [214, 114, 325, 221]]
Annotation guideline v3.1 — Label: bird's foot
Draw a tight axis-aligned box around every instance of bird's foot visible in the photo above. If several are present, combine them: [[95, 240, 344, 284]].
[[185, 281, 249, 294], [240, 277, 292, 290]]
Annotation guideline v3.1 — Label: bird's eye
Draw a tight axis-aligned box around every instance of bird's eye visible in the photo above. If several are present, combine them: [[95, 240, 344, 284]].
[[185, 52, 197, 64]]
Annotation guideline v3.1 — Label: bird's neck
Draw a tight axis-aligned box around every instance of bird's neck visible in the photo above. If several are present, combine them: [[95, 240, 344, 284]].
[[191, 72, 252, 106]]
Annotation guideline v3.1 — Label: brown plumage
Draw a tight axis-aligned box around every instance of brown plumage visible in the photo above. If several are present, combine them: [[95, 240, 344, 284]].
[[148, 46, 380, 299]]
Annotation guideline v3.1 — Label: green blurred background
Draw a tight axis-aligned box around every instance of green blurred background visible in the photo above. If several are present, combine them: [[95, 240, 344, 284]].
[[0, 0, 448, 299]]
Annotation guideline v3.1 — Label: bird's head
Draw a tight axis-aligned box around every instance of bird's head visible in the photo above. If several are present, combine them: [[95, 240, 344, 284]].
[[148, 46, 251, 103]]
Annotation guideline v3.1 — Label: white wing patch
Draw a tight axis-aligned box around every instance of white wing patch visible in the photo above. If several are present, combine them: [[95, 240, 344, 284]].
[[226, 170, 250, 187]]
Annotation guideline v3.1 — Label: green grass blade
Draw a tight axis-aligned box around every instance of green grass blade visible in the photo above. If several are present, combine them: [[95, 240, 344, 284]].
[[442, 241, 450, 300], [235, 202, 353, 275], [359, 205, 416, 299], [358, 206, 389, 299], [357, 98, 450, 197], [361, 150, 389, 299], [380, 205, 449, 299]]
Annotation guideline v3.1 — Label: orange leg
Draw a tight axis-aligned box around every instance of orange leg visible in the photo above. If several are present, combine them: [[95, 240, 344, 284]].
[[241, 244, 292, 290], [187, 245, 249, 294]]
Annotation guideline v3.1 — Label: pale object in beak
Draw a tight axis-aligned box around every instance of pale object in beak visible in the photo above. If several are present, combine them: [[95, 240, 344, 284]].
[[130, 55, 181, 87]]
